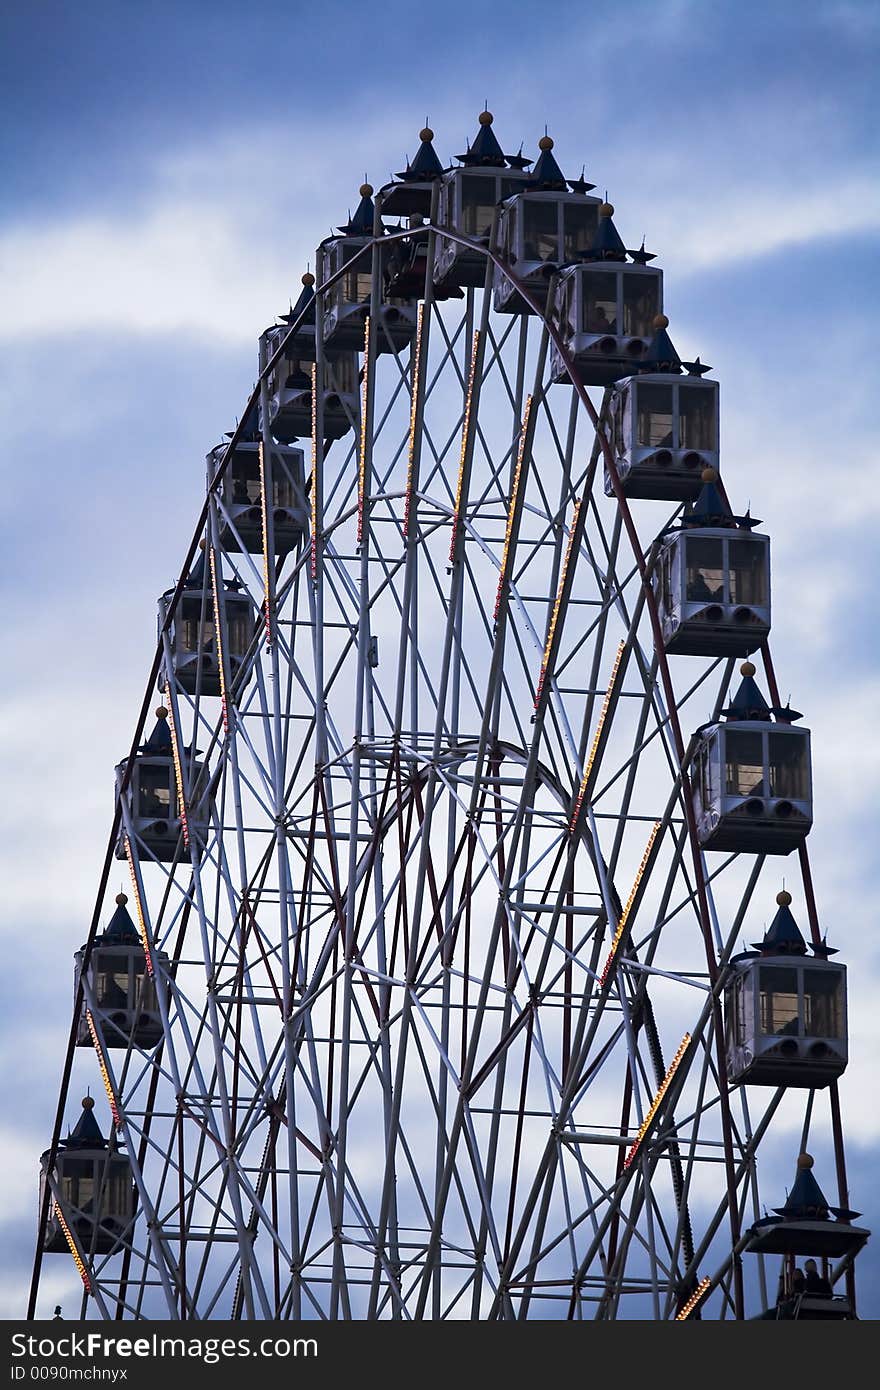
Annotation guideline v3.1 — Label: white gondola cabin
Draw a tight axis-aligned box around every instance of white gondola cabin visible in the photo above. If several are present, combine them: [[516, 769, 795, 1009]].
[[549, 260, 663, 386], [318, 184, 418, 355], [207, 439, 307, 555], [608, 370, 719, 500], [159, 552, 253, 698], [691, 664, 812, 854], [654, 473, 771, 656], [41, 1099, 133, 1256], [261, 325, 358, 443], [433, 112, 532, 290], [75, 894, 167, 1050], [376, 126, 446, 220], [724, 892, 846, 1088], [113, 708, 209, 863]]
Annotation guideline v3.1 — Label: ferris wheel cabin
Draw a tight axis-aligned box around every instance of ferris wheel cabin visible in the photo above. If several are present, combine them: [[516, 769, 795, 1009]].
[[260, 324, 358, 443], [432, 112, 532, 290], [724, 891, 846, 1088], [75, 894, 167, 1051], [208, 438, 307, 555], [158, 550, 253, 698], [691, 665, 812, 854], [493, 138, 601, 315], [113, 708, 209, 863], [654, 470, 771, 656], [607, 360, 719, 500], [40, 1098, 133, 1256], [318, 184, 418, 355], [549, 255, 663, 387]]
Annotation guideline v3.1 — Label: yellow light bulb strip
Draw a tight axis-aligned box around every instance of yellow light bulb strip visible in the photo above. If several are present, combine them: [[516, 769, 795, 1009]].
[[624, 1032, 690, 1170], [85, 1010, 120, 1129], [403, 304, 425, 542], [599, 818, 661, 985], [310, 362, 319, 583], [494, 396, 532, 622], [164, 695, 190, 852], [52, 1201, 92, 1292], [449, 330, 480, 564], [675, 1277, 711, 1321], [535, 498, 581, 708], [123, 836, 154, 978], [258, 439, 273, 649], [209, 545, 230, 734], [570, 640, 625, 831], [357, 315, 371, 544]]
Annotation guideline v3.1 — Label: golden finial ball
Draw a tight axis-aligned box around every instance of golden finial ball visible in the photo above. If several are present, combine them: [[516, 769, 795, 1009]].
[[155, 706, 168, 720], [538, 134, 554, 151], [82, 1096, 95, 1110], [740, 661, 756, 678], [653, 313, 669, 329], [797, 1152, 814, 1170], [198, 538, 206, 550], [115, 892, 128, 906], [478, 110, 493, 126], [777, 889, 793, 907], [302, 271, 315, 287], [359, 182, 373, 198], [420, 126, 434, 142], [599, 202, 614, 217], [701, 467, 718, 483]]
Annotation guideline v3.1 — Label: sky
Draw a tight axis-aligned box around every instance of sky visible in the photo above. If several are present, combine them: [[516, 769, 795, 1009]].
[[1, 0, 878, 1321]]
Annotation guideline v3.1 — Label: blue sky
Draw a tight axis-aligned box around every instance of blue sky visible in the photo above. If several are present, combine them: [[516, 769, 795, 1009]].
[[1, 0, 878, 1320]]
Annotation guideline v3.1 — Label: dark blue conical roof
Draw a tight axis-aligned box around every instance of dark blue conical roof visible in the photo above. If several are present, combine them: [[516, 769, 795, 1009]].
[[568, 167, 596, 195], [398, 127, 445, 181], [641, 316, 681, 373], [282, 274, 316, 326], [65, 1097, 106, 1149], [457, 111, 506, 166], [102, 894, 140, 944], [143, 707, 173, 754], [722, 664, 772, 722], [529, 136, 567, 190], [183, 546, 207, 590], [752, 892, 808, 954], [338, 184, 377, 236], [685, 471, 732, 526], [586, 202, 627, 261]]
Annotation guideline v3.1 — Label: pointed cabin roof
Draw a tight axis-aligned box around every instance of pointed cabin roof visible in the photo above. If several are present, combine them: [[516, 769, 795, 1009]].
[[568, 167, 596, 195], [457, 110, 508, 167], [398, 127, 445, 182], [585, 202, 627, 261], [143, 707, 173, 754], [772, 1154, 861, 1223], [183, 546, 206, 590], [721, 663, 772, 722], [751, 891, 808, 954], [529, 136, 568, 191], [281, 273, 316, 327], [101, 893, 140, 945], [338, 184, 378, 237], [65, 1097, 106, 1150], [641, 315, 682, 373]]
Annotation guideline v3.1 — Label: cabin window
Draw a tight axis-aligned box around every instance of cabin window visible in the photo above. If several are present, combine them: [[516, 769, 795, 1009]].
[[179, 597, 214, 655], [768, 735, 808, 800], [728, 538, 767, 606], [105, 1161, 131, 1222], [562, 203, 597, 262], [636, 384, 674, 448], [685, 536, 724, 602], [327, 356, 357, 395], [522, 200, 559, 262], [724, 730, 764, 797], [272, 466, 297, 511], [230, 462, 260, 506], [759, 965, 800, 1035], [135, 965, 158, 1015], [460, 174, 498, 239], [61, 1157, 95, 1213], [803, 969, 844, 1038], [583, 273, 618, 333], [339, 243, 371, 304], [622, 274, 659, 337], [138, 765, 172, 820], [224, 602, 251, 659], [679, 386, 716, 451], [283, 357, 310, 390], [95, 955, 131, 1011]]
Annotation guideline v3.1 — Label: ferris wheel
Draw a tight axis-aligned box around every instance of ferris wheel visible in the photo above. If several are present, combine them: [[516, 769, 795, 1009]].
[[30, 112, 870, 1322]]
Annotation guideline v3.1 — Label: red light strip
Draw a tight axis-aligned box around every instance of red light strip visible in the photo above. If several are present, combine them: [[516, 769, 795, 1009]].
[[52, 1201, 92, 1292], [599, 818, 661, 985], [675, 1277, 711, 1321], [535, 498, 581, 708], [494, 396, 532, 622], [123, 837, 154, 978], [85, 1010, 120, 1129], [209, 545, 230, 734], [357, 316, 370, 544], [570, 640, 625, 831], [259, 440, 273, 649], [310, 363, 319, 582], [449, 331, 480, 564], [403, 304, 425, 542], [165, 698, 190, 850], [624, 1033, 690, 1169]]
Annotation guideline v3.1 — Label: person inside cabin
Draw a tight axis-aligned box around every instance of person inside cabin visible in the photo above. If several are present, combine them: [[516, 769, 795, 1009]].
[[803, 1259, 832, 1297], [233, 476, 249, 505], [593, 304, 617, 333], [687, 572, 715, 602]]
